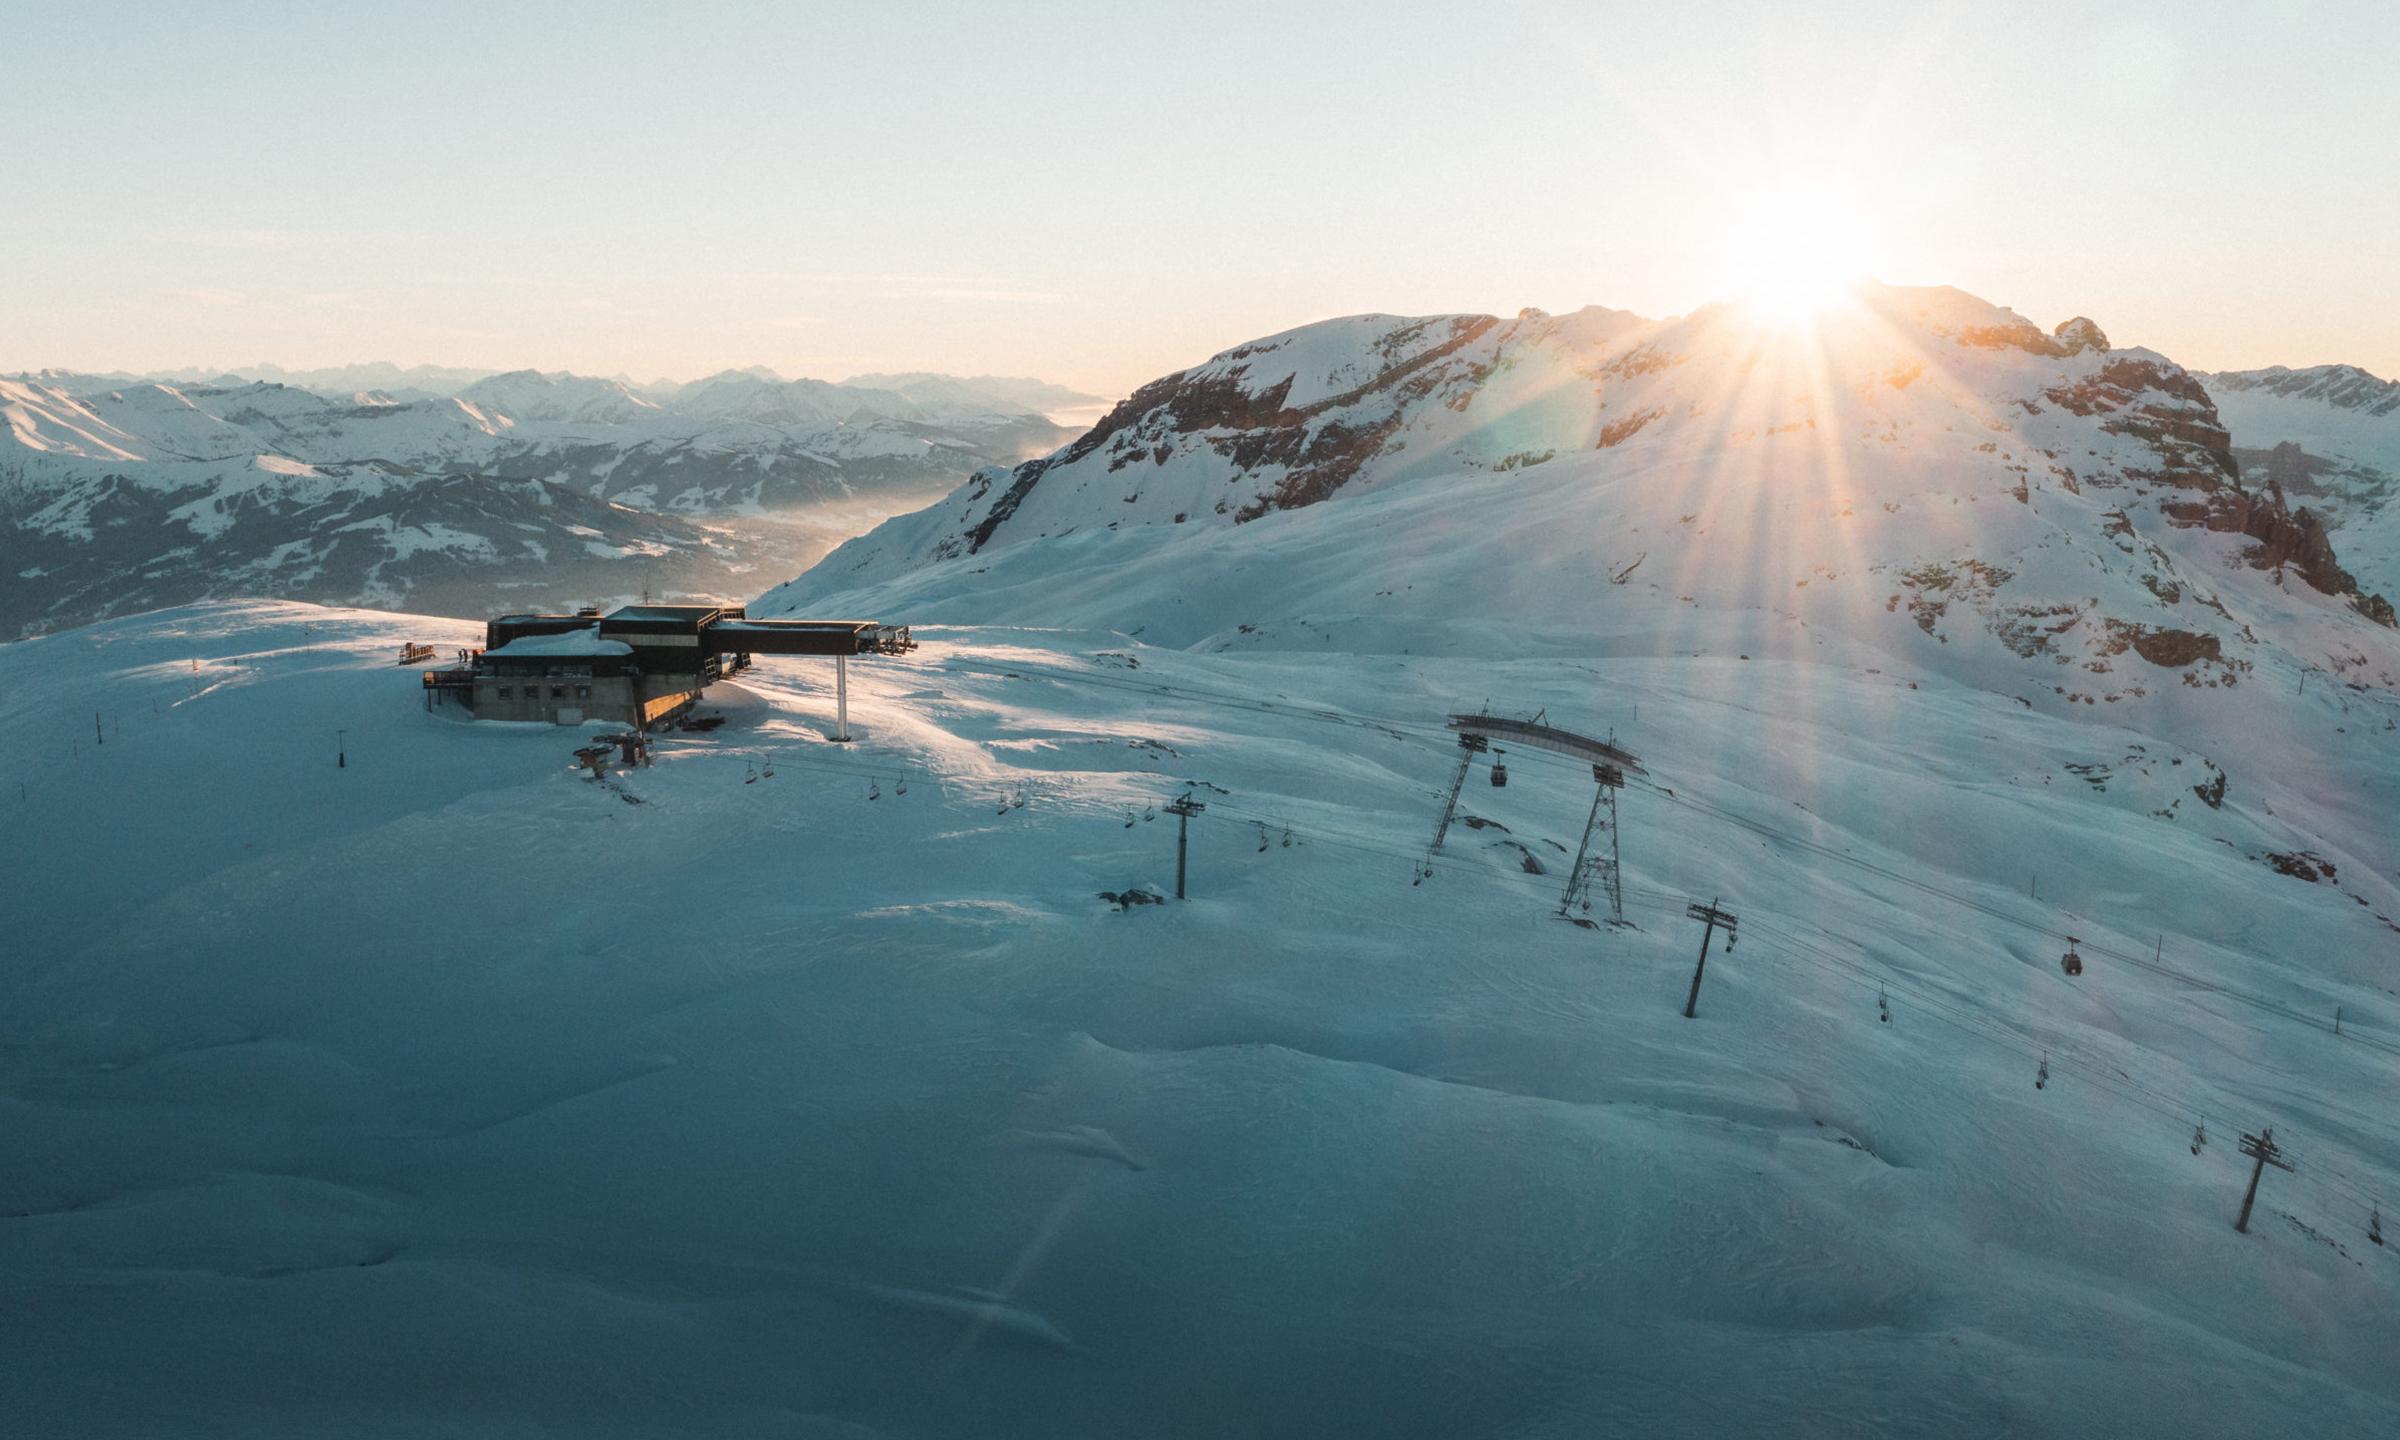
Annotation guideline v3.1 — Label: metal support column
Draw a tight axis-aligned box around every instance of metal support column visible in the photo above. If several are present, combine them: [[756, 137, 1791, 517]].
[[834, 653, 851, 741], [1682, 898, 1737, 1018], [1420, 734, 1487, 881], [1166, 792, 1205, 899], [1559, 781, 1608, 916], [1559, 763, 1625, 922], [2235, 1128, 2293, 1233]]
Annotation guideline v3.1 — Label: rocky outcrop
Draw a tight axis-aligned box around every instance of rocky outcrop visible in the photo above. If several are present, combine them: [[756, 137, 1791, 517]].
[[950, 315, 1505, 551], [2102, 622, 2223, 668], [2160, 475, 2397, 625], [1956, 315, 2108, 358], [2053, 317, 2110, 353]]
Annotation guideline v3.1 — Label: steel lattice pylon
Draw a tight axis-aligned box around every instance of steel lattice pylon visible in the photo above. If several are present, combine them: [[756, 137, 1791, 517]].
[[1559, 764, 1625, 923]]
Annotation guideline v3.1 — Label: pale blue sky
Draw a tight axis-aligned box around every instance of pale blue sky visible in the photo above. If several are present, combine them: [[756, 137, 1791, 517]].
[[3, 0, 2393, 391]]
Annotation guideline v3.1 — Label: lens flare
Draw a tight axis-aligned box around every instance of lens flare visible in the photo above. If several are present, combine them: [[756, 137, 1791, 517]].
[[1718, 183, 1885, 324]]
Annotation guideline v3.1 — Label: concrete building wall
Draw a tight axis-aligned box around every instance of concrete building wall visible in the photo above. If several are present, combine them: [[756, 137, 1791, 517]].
[[470, 673, 701, 727]]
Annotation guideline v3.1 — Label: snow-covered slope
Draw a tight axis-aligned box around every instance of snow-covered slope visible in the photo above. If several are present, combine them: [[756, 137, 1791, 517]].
[[2204, 364, 2400, 601], [0, 369, 1078, 637], [3, 598, 2394, 1436]]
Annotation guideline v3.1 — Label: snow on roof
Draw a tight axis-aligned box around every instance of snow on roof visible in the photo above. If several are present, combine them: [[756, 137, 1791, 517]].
[[483, 625, 631, 657]]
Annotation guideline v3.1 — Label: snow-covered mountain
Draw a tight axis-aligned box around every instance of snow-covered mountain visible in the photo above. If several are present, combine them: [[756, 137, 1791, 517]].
[[2203, 364, 2400, 602], [841, 371, 1107, 417], [771, 287, 2396, 701], [0, 368, 1079, 637], [231, 359, 505, 395], [453, 369, 666, 426]]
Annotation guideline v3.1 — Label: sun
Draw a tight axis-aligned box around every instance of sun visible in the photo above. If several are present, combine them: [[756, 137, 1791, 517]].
[[1717, 182, 1885, 324]]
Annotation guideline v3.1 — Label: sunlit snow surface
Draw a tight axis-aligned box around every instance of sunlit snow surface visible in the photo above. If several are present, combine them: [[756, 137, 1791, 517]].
[[3, 599, 2395, 1436]]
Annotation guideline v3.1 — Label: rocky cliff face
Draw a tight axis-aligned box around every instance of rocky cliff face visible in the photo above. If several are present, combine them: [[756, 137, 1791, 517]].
[[2203, 364, 2400, 604]]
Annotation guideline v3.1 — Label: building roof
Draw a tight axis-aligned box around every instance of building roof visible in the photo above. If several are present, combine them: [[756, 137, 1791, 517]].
[[484, 625, 634, 658], [606, 605, 722, 625]]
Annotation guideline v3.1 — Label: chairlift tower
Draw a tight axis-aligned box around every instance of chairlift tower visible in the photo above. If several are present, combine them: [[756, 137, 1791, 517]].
[[1165, 792, 1206, 900], [1419, 732, 1490, 879], [1435, 711, 1646, 924], [2234, 1127, 2294, 1234], [1559, 763, 1626, 923]]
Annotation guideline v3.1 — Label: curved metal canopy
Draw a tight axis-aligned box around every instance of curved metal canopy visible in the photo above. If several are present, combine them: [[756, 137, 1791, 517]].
[[1447, 713, 1646, 776]]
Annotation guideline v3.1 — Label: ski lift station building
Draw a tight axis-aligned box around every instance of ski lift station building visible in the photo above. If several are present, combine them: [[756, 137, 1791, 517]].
[[427, 603, 913, 732]]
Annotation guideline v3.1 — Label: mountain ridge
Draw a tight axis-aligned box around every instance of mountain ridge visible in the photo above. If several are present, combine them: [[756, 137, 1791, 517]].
[[768, 285, 2397, 701]]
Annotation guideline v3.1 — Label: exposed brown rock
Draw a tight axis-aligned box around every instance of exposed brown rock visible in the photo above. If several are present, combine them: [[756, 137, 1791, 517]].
[[2053, 317, 2110, 353], [1959, 319, 2078, 356], [2265, 851, 2336, 883], [1597, 408, 1665, 449], [2101, 622, 2222, 668]]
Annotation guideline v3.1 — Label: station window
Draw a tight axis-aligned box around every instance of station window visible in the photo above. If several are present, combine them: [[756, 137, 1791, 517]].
[[551, 685, 566, 699], [576, 685, 592, 700], [497, 686, 512, 700]]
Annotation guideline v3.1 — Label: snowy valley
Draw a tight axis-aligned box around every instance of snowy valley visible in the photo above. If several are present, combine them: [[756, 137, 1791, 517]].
[[0, 367, 1092, 639], [6, 288, 2399, 1437]]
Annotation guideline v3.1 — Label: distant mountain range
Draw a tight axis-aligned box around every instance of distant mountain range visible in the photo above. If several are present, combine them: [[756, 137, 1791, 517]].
[[10, 363, 1106, 416], [0, 366, 1103, 638], [2201, 365, 2399, 603]]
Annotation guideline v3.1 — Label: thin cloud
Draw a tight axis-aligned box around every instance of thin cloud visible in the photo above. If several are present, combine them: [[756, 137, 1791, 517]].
[[176, 228, 311, 252], [872, 285, 1066, 304], [161, 287, 250, 308]]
